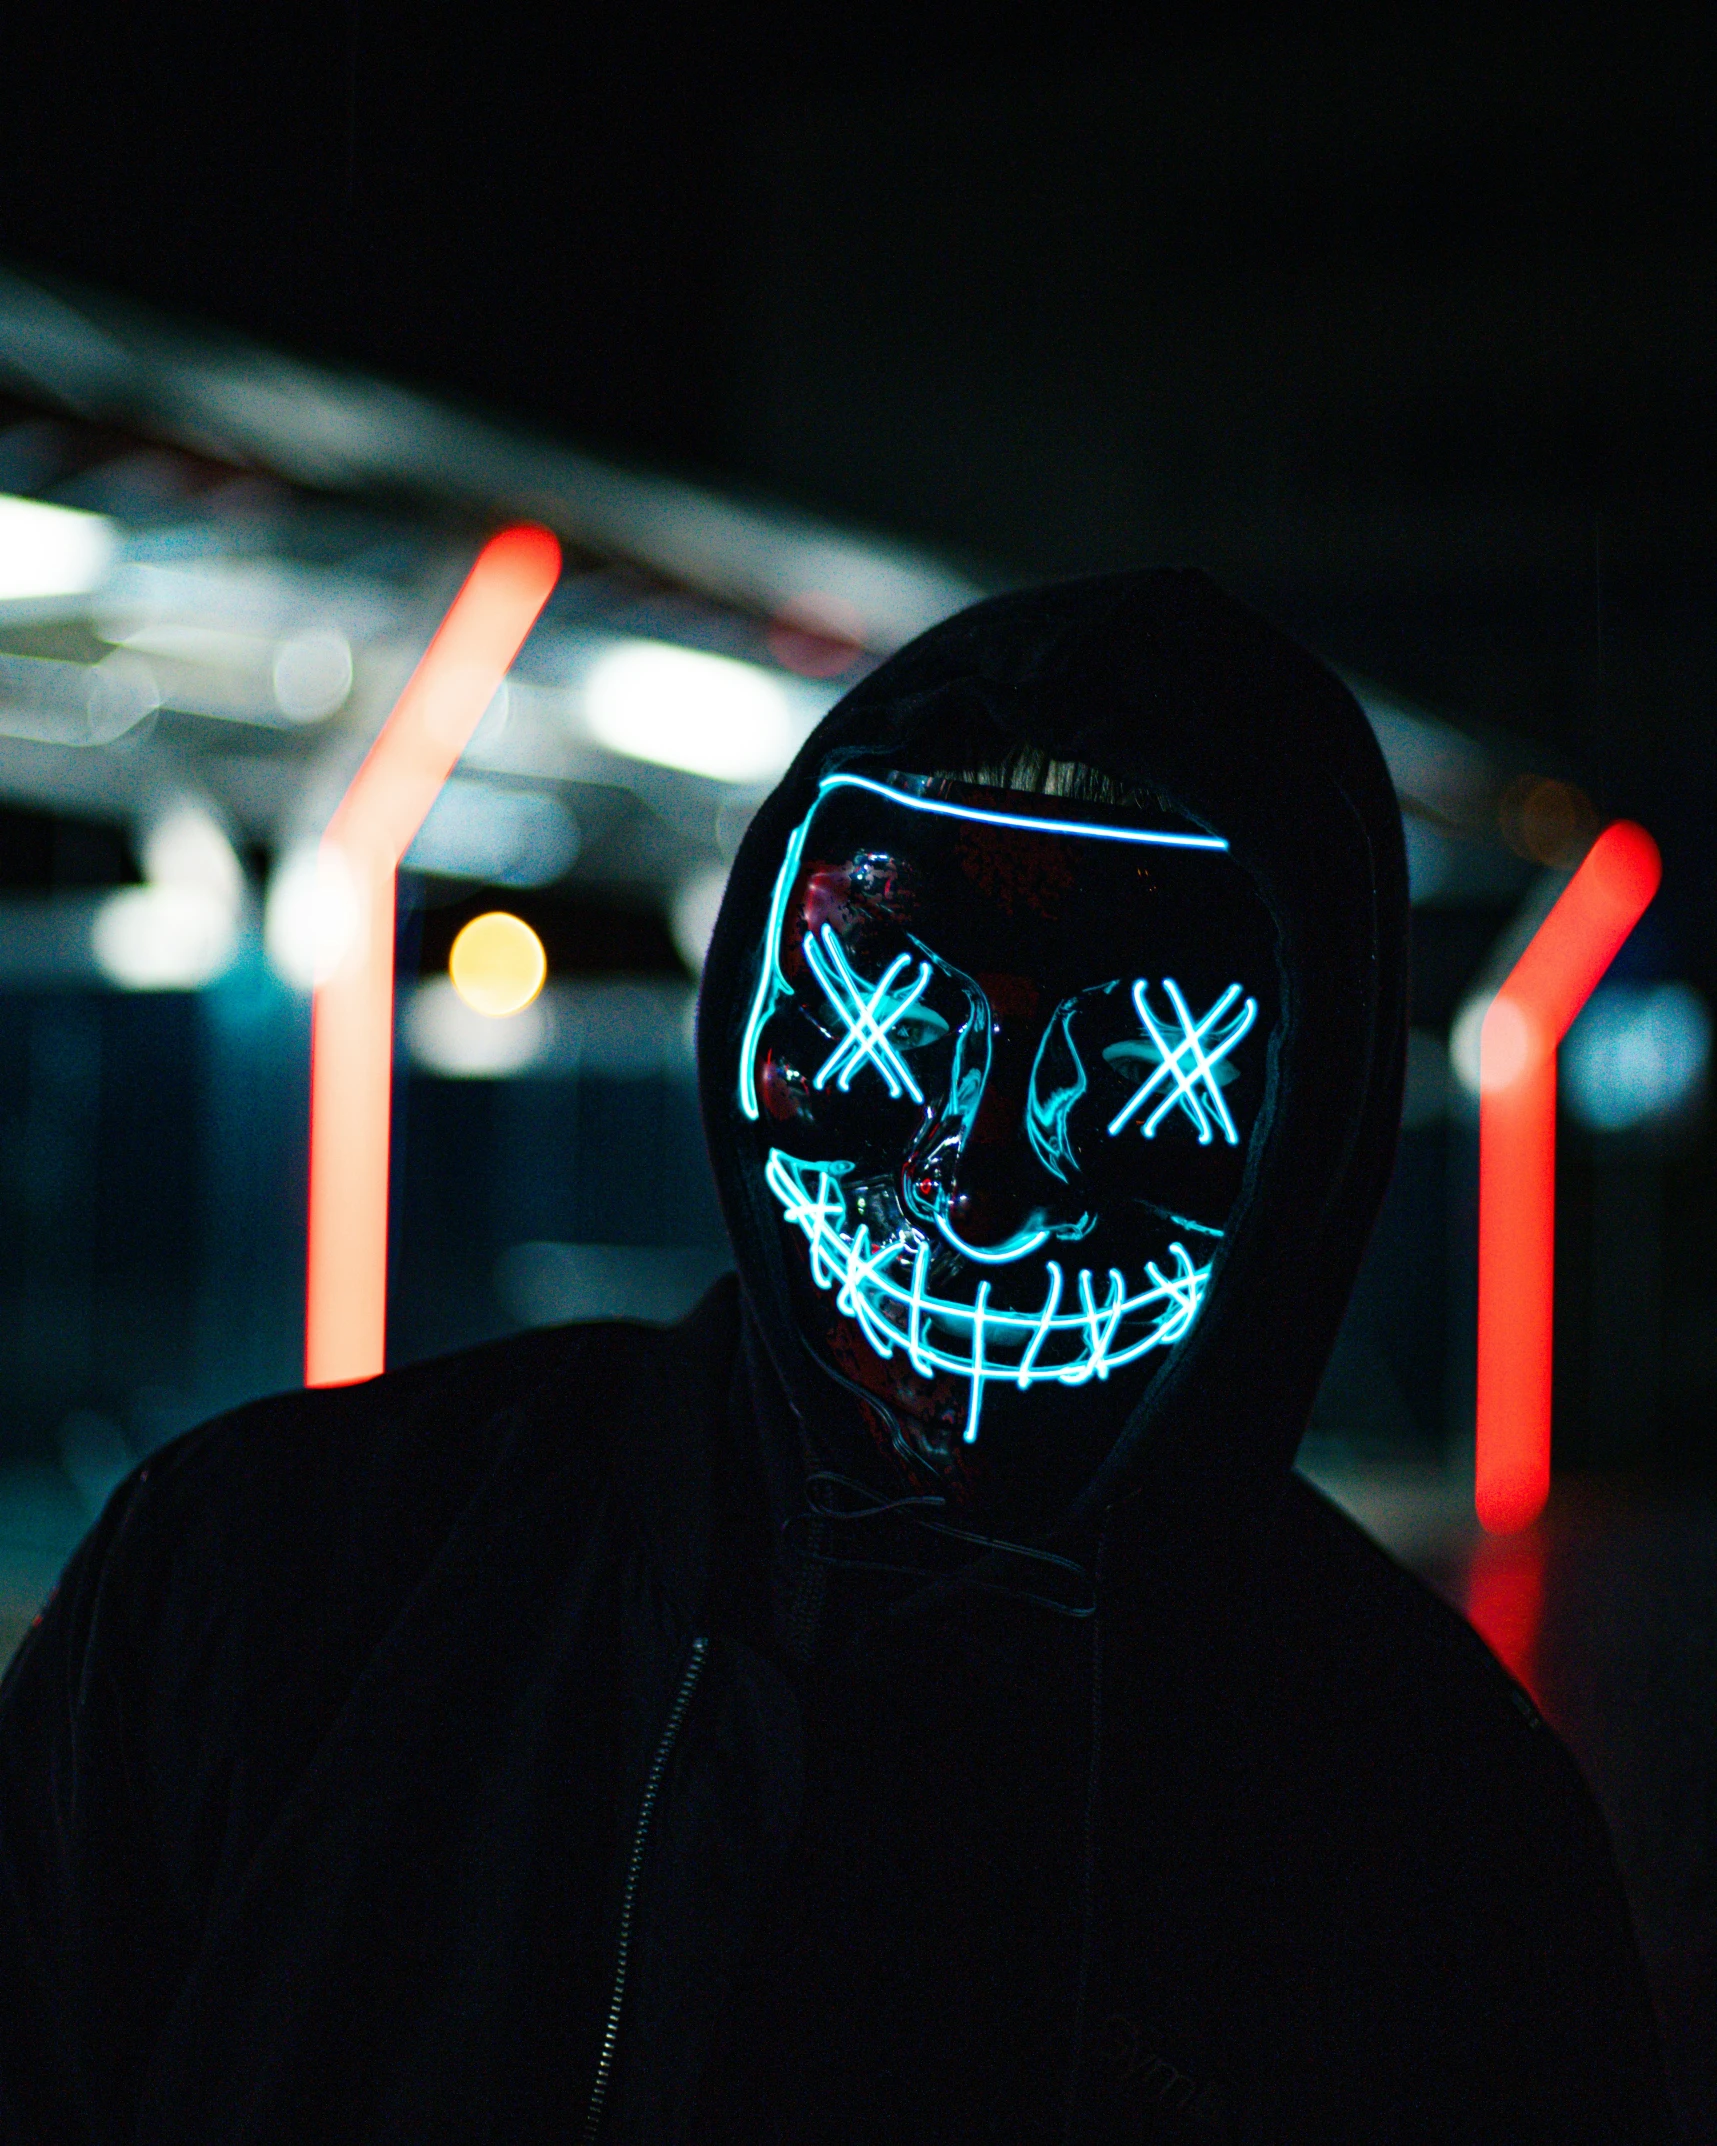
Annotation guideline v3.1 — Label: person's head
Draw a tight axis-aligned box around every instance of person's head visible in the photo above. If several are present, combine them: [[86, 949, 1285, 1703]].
[[735, 744, 1279, 1524], [700, 570, 1407, 1550]]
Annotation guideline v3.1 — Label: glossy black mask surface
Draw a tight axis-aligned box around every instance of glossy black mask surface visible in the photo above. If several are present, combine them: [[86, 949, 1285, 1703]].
[[740, 775, 1280, 1510]]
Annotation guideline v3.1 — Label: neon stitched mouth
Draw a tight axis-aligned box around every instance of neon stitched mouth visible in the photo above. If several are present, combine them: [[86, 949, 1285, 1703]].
[[764, 1148, 1212, 1446]]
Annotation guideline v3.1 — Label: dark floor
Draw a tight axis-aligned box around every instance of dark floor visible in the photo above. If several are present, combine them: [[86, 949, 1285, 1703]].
[[1406, 1482, 1717, 2144]]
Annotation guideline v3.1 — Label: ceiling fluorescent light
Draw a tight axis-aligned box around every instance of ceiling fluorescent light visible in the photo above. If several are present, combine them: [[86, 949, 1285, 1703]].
[[0, 492, 117, 602], [582, 639, 808, 784]]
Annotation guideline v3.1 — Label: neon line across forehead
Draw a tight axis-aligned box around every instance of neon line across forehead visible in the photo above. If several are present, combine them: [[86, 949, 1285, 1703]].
[[737, 771, 1229, 1121], [815, 774, 1229, 851]]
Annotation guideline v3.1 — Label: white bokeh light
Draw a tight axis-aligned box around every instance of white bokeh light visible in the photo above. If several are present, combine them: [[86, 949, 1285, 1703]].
[[582, 639, 807, 783], [142, 804, 245, 909], [0, 493, 116, 602], [90, 803, 243, 991], [406, 978, 550, 1077], [91, 886, 237, 990], [1450, 993, 1491, 1096], [1563, 983, 1711, 1131], [264, 843, 365, 990], [272, 630, 354, 722]]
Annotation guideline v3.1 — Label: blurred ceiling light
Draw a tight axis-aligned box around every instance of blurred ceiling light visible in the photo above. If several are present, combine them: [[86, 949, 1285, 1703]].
[[404, 777, 578, 888], [91, 801, 244, 990], [94, 559, 398, 665], [0, 491, 116, 602], [272, 630, 354, 722], [407, 976, 549, 1075], [448, 912, 547, 1018], [582, 638, 805, 783], [668, 863, 729, 975], [108, 621, 353, 727], [86, 652, 161, 741], [142, 803, 245, 908], [1562, 983, 1711, 1131], [264, 844, 361, 991], [0, 647, 159, 745], [91, 885, 238, 989], [1451, 990, 1546, 1099], [119, 624, 261, 664]]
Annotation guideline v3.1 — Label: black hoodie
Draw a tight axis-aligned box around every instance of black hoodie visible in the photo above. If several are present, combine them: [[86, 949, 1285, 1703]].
[[0, 572, 1670, 2143]]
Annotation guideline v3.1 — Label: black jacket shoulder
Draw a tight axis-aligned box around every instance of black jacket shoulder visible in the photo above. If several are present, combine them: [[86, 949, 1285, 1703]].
[[0, 1286, 744, 2146], [14, 1278, 742, 1729]]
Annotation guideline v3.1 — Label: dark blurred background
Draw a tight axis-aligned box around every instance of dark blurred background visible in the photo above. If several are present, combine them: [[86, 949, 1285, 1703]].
[[4, 7, 1710, 803], [0, 5, 1711, 2131]]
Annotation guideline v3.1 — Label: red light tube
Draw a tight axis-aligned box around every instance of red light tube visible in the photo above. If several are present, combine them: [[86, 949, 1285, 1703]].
[[305, 526, 561, 1388], [1475, 821, 1661, 1532], [1463, 1532, 1547, 1705]]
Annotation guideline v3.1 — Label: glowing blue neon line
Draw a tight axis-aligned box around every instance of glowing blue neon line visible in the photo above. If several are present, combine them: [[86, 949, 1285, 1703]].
[[762, 1148, 1213, 1442], [1143, 979, 1255, 1145], [1130, 982, 1228, 1142], [1071, 1267, 1129, 1384], [816, 774, 1228, 851], [1026, 1005, 1087, 1183], [934, 1214, 1055, 1264], [907, 1239, 932, 1376], [1105, 978, 1257, 1144], [738, 808, 817, 1120], [1145, 1250, 1203, 1338], [1015, 1261, 1063, 1388], [964, 1280, 991, 1441], [1150, 979, 1243, 1144], [1106, 980, 1233, 1139], [739, 780, 1229, 1120], [766, 1150, 1206, 1357], [803, 928, 931, 1102]]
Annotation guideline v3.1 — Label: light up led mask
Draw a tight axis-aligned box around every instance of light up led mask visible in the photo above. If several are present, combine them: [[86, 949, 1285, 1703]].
[[740, 773, 1277, 1482]]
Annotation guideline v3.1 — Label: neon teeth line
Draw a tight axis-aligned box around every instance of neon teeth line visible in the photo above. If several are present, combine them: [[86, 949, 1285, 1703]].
[[1106, 978, 1257, 1146], [803, 926, 933, 1101], [765, 1148, 1211, 1445]]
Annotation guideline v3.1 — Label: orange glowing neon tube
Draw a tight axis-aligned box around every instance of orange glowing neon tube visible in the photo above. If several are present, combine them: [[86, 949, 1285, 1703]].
[[305, 526, 561, 1387], [1475, 820, 1660, 1532]]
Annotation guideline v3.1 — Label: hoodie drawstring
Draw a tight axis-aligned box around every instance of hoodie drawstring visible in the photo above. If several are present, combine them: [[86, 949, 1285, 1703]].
[[783, 1470, 1098, 1619]]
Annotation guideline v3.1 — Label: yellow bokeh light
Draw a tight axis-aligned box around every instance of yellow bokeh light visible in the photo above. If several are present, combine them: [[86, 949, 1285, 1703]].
[[448, 912, 547, 1018]]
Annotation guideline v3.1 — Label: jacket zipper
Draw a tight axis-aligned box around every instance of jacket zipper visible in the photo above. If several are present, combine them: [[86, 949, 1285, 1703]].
[[584, 1634, 710, 2142]]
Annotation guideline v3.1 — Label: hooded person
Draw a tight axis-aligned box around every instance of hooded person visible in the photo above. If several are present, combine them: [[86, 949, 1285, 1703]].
[[0, 572, 1669, 2143]]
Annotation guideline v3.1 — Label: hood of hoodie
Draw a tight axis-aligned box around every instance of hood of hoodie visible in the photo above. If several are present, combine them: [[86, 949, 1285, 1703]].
[[696, 569, 1407, 1566]]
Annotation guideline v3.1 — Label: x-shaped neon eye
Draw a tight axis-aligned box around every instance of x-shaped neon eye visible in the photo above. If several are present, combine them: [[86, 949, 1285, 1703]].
[[1105, 978, 1257, 1145], [802, 925, 934, 1102]]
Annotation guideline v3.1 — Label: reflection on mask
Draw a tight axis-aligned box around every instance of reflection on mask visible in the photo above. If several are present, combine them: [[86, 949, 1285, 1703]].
[[739, 772, 1277, 1478]]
